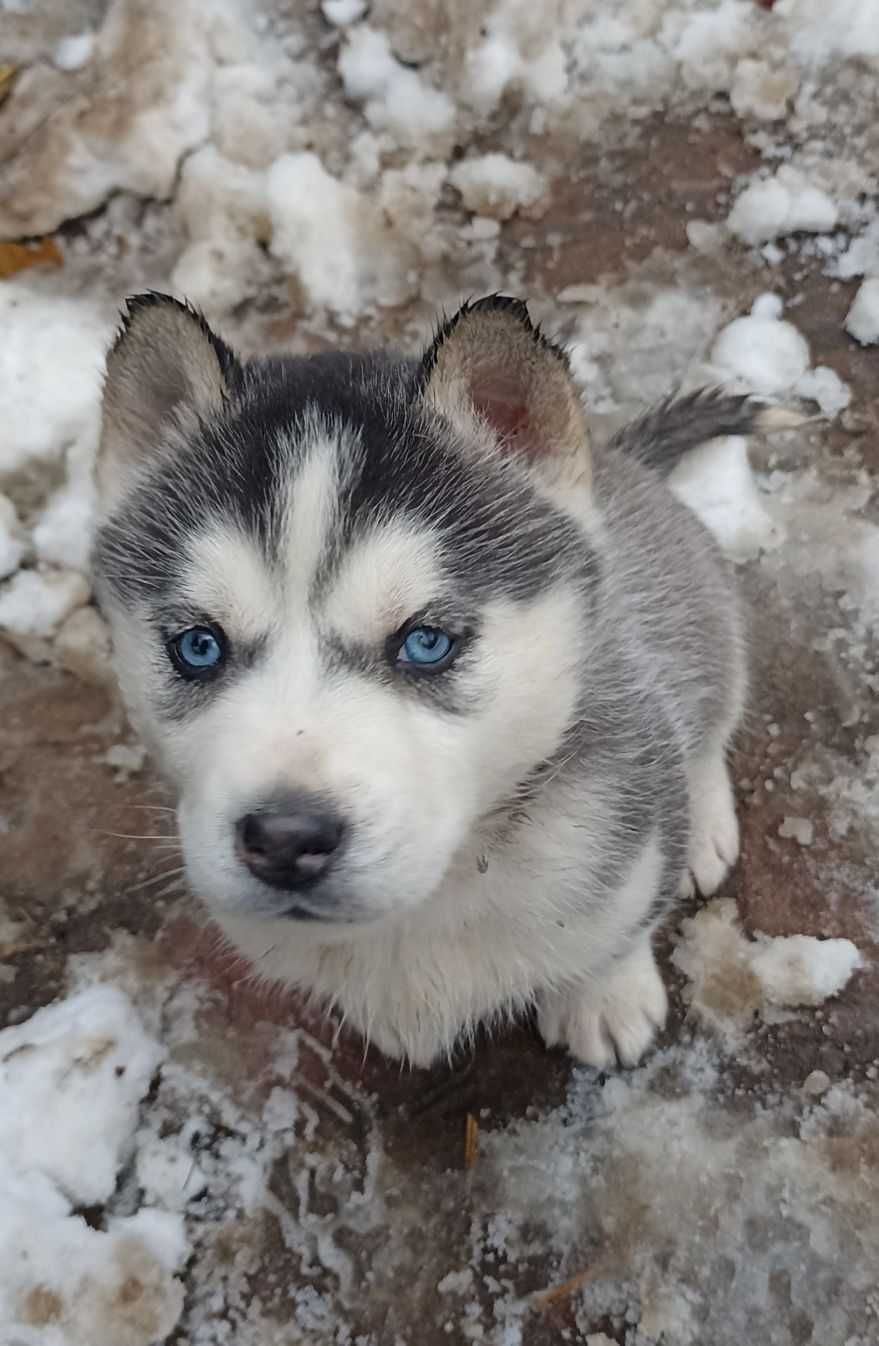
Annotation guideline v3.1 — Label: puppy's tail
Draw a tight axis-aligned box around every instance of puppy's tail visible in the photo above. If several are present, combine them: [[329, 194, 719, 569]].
[[610, 388, 806, 478]]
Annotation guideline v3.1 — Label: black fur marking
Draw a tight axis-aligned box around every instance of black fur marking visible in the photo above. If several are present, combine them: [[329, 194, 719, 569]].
[[609, 388, 764, 478], [96, 349, 587, 614]]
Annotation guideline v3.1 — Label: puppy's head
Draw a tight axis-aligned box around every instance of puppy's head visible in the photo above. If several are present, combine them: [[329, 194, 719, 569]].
[[94, 294, 596, 931]]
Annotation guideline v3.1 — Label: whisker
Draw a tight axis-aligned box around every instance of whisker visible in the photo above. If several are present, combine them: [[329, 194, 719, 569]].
[[96, 830, 181, 842], [148, 877, 190, 904], [128, 865, 187, 894]]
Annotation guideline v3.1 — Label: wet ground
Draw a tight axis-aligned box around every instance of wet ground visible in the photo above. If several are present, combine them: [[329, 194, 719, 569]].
[[1, 5, 878, 1343]]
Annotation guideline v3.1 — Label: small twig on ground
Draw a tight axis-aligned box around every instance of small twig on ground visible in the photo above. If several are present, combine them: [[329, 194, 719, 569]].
[[464, 1113, 479, 1169], [531, 1254, 614, 1311]]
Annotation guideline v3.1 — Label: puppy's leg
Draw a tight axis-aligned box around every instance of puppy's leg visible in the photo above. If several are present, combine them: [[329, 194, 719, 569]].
[[683, 622, 746, 898], [538, 826, 675, 1069], [683, 733, 740, 899], [538, 935, 668, 1069]]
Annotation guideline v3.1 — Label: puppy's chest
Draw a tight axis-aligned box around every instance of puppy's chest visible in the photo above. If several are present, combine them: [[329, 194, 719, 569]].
[[319, 849, 603, 1006]]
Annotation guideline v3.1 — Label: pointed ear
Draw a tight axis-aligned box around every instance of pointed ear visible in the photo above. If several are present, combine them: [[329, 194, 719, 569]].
[[419, 295, 590, 491], [97, 293, 238, 511]]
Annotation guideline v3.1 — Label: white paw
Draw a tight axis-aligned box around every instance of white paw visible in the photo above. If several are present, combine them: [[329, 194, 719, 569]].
[[538, 942, 668, 1070], [687, 752, 740, 897], [364, 1013, 445, 1070]]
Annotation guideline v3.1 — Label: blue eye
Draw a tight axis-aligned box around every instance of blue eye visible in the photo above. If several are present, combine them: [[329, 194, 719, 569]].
[[168, 624, 226, 679], [397, 625, 455, 669]]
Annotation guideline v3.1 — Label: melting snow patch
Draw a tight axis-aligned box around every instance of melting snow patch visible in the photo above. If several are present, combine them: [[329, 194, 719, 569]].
[[778, 815, 815, 846], [750, 933, 863, 1009], [479, 1043, 879, 1346], [673, 898, 862, 1037], [0, 986, 188, 1346]]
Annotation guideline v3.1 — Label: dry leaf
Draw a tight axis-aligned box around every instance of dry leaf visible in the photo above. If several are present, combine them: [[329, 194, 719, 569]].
[[0, 65, 16, 106], [0, 237, 64, 279]]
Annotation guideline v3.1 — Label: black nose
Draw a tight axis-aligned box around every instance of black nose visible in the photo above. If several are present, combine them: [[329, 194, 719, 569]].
[[235, 797, 345, 890]]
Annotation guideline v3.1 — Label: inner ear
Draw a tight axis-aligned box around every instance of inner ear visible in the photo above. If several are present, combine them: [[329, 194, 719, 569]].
[[419, 296, 590, 480], [469, 371, 534, 445], [97, 292, 238, 513]]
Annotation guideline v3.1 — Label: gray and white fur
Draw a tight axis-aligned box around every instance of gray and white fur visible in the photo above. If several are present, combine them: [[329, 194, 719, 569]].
[[94, 293, 762, 1069]]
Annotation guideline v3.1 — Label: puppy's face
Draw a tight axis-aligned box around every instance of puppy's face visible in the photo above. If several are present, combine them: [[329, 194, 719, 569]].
[[94, 297, 595, 930]]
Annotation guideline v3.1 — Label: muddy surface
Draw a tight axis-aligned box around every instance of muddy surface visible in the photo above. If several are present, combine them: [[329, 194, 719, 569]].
[[1, 8, 877, 1343]]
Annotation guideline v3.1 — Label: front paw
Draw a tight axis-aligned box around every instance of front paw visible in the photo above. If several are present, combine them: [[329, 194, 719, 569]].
[[363, 1013, 446, 1071], [538, 941, 668, 1069]]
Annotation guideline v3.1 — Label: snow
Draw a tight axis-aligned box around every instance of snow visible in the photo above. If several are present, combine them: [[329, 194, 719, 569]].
[[0, 494, 24, 580], [711, 302, 810, 394], [321, 0, 367, 25], [449, 154, 546, 221], [479, 1044, 879, 1346], [787, 0, 879, 64], [467, 5, 568, 114], [0, 987, 188, 1346], [338, 25, 456, 143], [1, 0, 877, 1339], [803, 1069, 831, 1097], [845, 278, 879, 345], [729, 57, 797, 121], [52, 31, 95, 71], [794, 364, 851, 417], [32, 473, 97, 573], [709, 295, 809, 394], [105, 742, 148, 775], [778, 815, 815, 846], [0, 1, 225, 237], [750, 933, 863, 1008], [54, 605, 114, 685], [0, 285, 108, 477], [267, 151, 417, 315], [831, 218, 879, 281], [0, 986, 163, 1204], [673, 899, 862, 1035], [0, 568, 90, 640], [727, 167, 838, 246]]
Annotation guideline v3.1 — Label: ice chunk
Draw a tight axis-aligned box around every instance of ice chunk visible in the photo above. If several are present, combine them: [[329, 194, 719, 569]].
[[728, 167, 838, 246], [450, 153, 546, 220], [845, 278, 879, 345]]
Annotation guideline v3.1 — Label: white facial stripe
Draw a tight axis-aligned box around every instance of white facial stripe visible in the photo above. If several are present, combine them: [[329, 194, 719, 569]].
[[321, 522, 444, 645], [181, 524, 278, 639], [465, 584, 585, 791], [284, 434, 339, 618]]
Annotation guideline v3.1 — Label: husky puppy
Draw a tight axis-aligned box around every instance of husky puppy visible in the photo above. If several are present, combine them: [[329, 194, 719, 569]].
[[94, 292, 765, 1069]]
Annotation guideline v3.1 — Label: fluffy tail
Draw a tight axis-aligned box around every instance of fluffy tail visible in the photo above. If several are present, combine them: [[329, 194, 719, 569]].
[[610, 388, 804, 478]]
